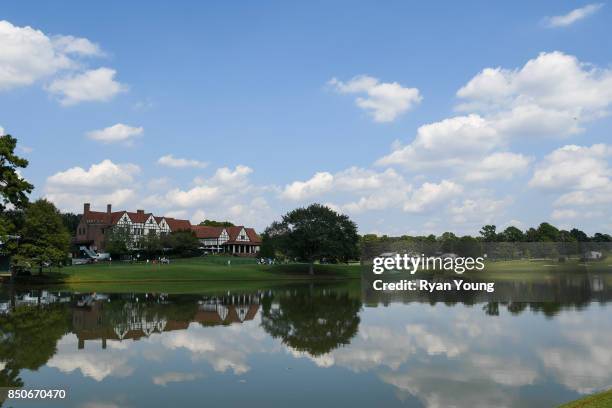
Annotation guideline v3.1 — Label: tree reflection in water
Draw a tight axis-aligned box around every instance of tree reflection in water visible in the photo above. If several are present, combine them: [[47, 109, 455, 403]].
[[260, 290, 361, 356], [0, 302, 71, 405]]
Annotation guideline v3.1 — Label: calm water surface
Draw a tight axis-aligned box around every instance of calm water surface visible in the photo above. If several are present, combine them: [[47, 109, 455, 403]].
[[0, 274, 610, 408]]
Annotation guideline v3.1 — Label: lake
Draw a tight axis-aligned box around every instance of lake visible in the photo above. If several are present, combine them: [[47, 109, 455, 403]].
[[1, 273, 610, 407]]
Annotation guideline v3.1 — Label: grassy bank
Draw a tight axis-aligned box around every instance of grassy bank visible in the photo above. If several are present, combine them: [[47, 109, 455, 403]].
[[10, 257, 612, 291], [559, 389, 612, 408], [14, 256, 361, 289]]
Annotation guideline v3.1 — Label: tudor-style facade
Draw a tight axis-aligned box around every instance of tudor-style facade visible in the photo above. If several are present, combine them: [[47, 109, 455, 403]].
[[74, 203, 192, 252], [74, 203, 261, 256], [192, 225, 261, 256]]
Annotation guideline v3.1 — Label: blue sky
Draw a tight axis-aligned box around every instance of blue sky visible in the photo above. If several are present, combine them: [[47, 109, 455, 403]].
[[1, 1, 611, 235]]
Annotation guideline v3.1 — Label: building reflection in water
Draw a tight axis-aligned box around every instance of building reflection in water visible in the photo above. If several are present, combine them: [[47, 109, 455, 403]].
[[71, 293, 261, 350]]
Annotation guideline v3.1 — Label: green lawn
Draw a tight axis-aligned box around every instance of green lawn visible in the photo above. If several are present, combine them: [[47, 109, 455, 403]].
[[363, 258, 612, 281], [559, 389, 612, 408], [475, 259, 612, 280], [13, 257, 612, 291], [17, 256, 361, 289]]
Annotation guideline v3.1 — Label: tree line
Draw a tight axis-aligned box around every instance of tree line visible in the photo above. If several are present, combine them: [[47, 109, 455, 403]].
[[2, 133, 611, 274]]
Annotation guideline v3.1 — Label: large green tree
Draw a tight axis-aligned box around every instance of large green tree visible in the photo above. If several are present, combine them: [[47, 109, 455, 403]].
[[16, 199, 70, 274], [104, 226, 132, 258], [143, 230, 162, 258], [0, 135, 34, 253], [263, 204, 359, 275], [0, 135, 33, 213], [163, 230, 199, 257], [536, 222, 560, 242]]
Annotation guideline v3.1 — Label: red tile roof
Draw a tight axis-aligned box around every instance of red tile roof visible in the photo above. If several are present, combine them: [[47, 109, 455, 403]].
[[165, 218, 192, 232], [111, 211, 126, 224], [245, 228, 261, 244], [81, 205, 191, 232], [190, 225, 260, 243], [126, 211, 151, 223], [83, 211, 109, 223], [225, 226, 261, 244], [191, 225, 225, 239]]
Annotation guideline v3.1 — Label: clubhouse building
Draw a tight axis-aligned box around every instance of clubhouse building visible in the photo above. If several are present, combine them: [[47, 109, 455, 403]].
[[74, 203, 261, 256]]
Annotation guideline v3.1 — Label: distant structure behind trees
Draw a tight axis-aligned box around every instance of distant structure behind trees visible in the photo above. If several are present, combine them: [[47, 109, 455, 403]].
[[360, 222, 612, 261]]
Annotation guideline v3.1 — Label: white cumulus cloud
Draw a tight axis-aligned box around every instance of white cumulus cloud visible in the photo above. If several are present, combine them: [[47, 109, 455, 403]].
[[464, 152, 531, 182], [0, 20, 116, 103], [51, 34, 103, 56], [47, 67, 126, 105], [281, 172, 334, 200], [45, 159, 140, 212], [529, 144, 612, 191], [47, 159, 140, 190], [0, 20, 73, 90], [87, 123, 143, 144], [403, 180, 463, 213], [377, 52, 612, 185], [329, 75, 422, 122], [457, 51, 612, 121], [377, 114, 501, 170]]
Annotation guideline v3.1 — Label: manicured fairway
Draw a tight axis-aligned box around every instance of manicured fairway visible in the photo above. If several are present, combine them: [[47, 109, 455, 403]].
[[11, 257, 612, 292], [16, 256, 361, 288]]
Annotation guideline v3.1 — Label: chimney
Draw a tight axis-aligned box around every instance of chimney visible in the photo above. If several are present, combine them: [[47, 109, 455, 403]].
[[137, 209, 144, 214], [107, 204, 112, 214], [84, 203, 90, 214]]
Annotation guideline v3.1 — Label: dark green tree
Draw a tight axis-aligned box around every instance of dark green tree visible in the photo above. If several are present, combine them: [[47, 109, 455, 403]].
[[0, 135, 34, 256], [163, 230, 199, 257], [0, 135, 33, 213], [501, 226, 524, 242], [198, 219, 235, 227], [16, 199, 70, 274], [143, 230, 162, 258], [438, 232, 458, 253], [456, 235, 482, 257], [479, 225, 498, 242], [570, 228, 589, 242], [591, 232, 612, 242], [536, 222, 560, 242], [104, 226, 132, 258], [60, 212, 81, 235], [263, 204, 359, 275], [525, 227, 539, 242], [258, 230, 276, 258]]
